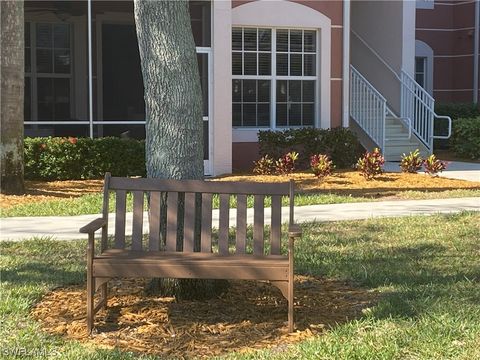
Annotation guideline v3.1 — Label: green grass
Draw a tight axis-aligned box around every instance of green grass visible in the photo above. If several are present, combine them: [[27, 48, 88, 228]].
[[2, 189, 479, 218], [1, 213, 480, 358]]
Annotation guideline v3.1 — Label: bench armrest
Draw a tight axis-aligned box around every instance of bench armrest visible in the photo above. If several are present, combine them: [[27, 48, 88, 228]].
[[288, 224, 302, 238], [79, 218, 107, 234]]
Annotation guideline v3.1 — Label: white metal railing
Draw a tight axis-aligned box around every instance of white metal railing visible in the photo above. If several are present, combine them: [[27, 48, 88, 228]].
[[350, 65, 386, 151]]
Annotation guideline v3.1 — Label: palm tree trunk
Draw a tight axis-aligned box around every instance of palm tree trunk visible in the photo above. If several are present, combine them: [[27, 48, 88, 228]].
[[0, 1, 25, 195]]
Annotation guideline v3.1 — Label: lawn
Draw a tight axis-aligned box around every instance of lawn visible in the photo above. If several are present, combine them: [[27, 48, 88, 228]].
[[1, 212, 479, 359], [1, 171, 479, 217]]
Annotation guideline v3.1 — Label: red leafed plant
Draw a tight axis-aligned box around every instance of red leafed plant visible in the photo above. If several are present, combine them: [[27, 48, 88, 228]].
[[275, 151, 299, 175], [400, 149, 423, 173], [356, 148, 385, 180], [310, 154, 334, 179], [423, 154, 447, 176]]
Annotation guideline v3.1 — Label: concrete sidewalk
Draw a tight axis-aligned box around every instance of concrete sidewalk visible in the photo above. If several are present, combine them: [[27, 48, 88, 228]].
[[1, 197, 478, 241], [384, 161, 480, 182]]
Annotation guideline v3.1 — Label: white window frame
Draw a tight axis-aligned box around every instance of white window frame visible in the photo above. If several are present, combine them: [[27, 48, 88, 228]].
[[24, 21, 75, 123], [232, 27, 319, 130]]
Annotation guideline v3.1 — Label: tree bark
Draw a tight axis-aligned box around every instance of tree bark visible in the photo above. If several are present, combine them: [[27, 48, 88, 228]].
[[0, 1, 25, 195], [134, 0, 227, 300]]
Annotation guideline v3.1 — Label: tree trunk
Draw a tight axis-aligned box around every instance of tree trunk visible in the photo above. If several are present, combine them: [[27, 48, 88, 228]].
[[134, 0, 227, 300], [0, 1, 25, 195]]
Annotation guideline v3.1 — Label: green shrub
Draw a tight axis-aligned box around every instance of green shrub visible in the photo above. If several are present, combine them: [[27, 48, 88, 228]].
[[24, 137, 146, 180], [356, 148, 385, 180], [449, 117, 480, 160], [258, 127, 362, 169], [252, 155, 275, 175], [400, 149, 423, 173], [310, 154, 334, 179], [434, 103, 480, 149], [423, 154, 447, 176]]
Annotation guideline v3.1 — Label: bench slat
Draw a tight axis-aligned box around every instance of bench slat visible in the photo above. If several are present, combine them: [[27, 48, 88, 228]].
[[270, 195, 282, 255], [132, 191, 144, 251], [218, 194, 230, 255], [148, 192, 161, 251], [236, 195, 247, 254], [109, 177, 290, 195], [253, 195, 264, 255], [166, 192, 178, 251], [114, 190, 127, 249], [183, 193, 196, 252], [201, 193, 213, 253]]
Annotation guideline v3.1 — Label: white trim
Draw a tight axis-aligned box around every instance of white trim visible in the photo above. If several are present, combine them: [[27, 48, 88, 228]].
[[342, 0, 350, 128], [331, 25, 343, 29], [435, 0, 475, 6], [331, 78, 343, 81], [88, 0, 93, 138], [416, 27, 475, 32], [232, 0, 331, 130], [434, 88, 474, 91], [415, 40, 434, 95]]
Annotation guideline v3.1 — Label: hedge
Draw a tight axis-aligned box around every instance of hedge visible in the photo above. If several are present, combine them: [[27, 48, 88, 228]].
[[450, 117, 480, 160], [258, 127, 363, 169], [25, 137, 146, 180], [434, 103, 480, 149]]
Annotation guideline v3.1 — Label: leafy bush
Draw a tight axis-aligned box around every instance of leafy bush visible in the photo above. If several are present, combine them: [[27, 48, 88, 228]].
[[275, 152, 299, 175], [24, 137, 146, 180], [252, 155, 275, 175], [356, 148, 385, 180], [423, 154, 447, 176], [450, 117, 480, 160], [400, 149, 423, 173], [258, 127, 362, 169], [435, 103, 480, 120], [310, 154, 334, 179]]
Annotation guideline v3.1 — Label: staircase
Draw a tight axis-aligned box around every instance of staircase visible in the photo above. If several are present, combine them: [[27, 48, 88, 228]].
[[349, 65, 451, 161]]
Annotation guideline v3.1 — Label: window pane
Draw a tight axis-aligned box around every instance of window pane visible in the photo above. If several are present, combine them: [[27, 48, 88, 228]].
[[37, 78, 53, 103], [258, 80, 270, 102], [276, 30, 288, 52], [190, 0, 211, 47], [276, 53, 288, 76], [257, 104, 270, 127], [24, 77, 31, 121], [290, 54, 302, 76], [232, 103, 242, 126], [415, 57, 425, 72], [232, 79, 242, 102], [54, 49, 71, 73], [289, 81, 301, 102], [244, 52, 257, 75], [277, 80, 287, 102], [243, 80, 256, 102], [303, 81, 315, 102], [197, 53, 209, 116], [36, 24, 52, 47], [276, 104, 287, 126], [25, 22, 30, 47], [303, 104, 314, 125], [290, 30, 302, 52], [37, 49, 53, 73], [242, 104, 256, 126], [289, 104, 302, 126], [258, 29, 271, 51], [304, 31, 316, 52], [25, 48, 31, 73], [54, 78, 70, 120], [258, 53, 271, 75], [232, 28, 242, 50], [54, 24, 70, 48], [232, 52, 242, 75], [304, 54, 316, 76], [243, 28, 257, 51], [203, 120, 209, 160]]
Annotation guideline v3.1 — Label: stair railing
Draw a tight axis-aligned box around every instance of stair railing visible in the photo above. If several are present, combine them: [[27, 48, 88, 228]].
[[350, 65, 386, 152]]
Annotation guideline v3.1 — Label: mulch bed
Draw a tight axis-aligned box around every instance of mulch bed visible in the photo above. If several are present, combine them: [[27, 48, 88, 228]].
[[32, 276, 378, 358]]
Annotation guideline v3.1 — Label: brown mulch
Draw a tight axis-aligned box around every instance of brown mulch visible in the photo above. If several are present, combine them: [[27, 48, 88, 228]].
[[0, 180, 103, 209], [31, 276, 378, 358]]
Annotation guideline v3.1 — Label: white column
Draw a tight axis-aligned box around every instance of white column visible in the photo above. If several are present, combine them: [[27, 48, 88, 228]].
[[342, 0, 350, 128], [211, 0, 232, 176]]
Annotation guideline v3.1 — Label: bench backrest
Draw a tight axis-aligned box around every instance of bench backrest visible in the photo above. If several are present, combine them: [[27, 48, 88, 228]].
[[101, 173, 294, 256]]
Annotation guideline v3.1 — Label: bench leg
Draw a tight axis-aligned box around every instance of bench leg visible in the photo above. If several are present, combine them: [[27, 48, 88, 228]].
[[87, 233, 94, 335], [288, 235, 295, 333]]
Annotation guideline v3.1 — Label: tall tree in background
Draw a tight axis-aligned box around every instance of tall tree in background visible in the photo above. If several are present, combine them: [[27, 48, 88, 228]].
[[1, 1, 25, 195], [134, 0, 226, 299]]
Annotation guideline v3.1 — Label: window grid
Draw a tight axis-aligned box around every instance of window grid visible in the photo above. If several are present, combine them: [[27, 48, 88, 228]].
[[232, 27, 318, 128]]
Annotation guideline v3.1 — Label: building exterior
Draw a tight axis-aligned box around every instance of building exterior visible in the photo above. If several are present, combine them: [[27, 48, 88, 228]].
[[22, 0, 479, 176]]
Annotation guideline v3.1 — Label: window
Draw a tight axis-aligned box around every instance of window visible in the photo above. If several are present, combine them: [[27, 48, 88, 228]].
[[25, 22, 73, 121], [232, 27, 317, 128], [415, 57, 427, 89]]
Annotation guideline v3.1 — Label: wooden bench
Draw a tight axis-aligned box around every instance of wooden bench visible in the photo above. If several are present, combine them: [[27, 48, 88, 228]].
[[79, 173, 302, 334]]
